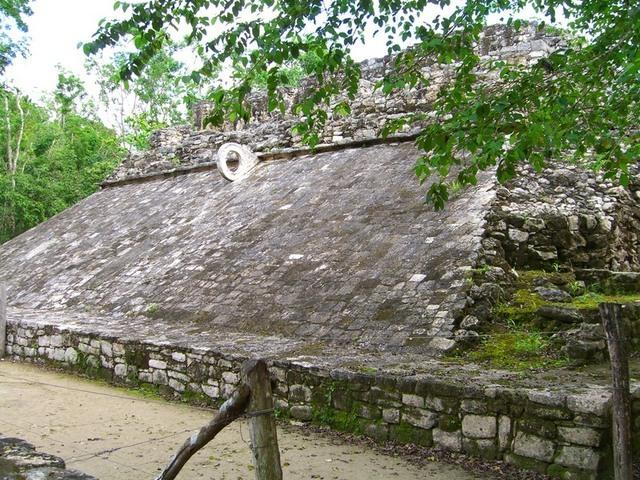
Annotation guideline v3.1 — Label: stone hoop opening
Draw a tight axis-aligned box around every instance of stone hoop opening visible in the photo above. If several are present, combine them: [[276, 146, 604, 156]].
[[217, 143, 259, 181]]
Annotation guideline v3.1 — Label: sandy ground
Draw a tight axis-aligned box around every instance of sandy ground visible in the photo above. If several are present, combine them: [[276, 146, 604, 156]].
[[0, 361, 487, 480]]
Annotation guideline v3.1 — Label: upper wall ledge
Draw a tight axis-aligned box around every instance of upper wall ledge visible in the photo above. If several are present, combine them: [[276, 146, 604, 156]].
[[104, 24, 565, 186]]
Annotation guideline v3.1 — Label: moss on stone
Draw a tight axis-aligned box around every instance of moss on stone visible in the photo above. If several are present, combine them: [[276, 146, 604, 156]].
[[571, 292, 640, 310], [124, 347, 149, 369], [438, 415, 461, 432], [461, 329, 569, 371], [389, 422, 433, 447], [460, 267, 640, 371], [180, 389, 212, 406]]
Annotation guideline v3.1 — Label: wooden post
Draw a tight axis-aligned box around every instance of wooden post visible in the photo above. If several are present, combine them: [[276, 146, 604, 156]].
[[242, 359, 283, 480], [0, 282, 6, 358], [599, 302, 632, 480], [156, 384, 251, 480]]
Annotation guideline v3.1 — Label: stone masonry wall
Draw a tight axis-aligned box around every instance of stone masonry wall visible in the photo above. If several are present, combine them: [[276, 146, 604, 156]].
[[482, 163, 640, 271], [7, 318, 640, 480], [105, 24, 564, 184]]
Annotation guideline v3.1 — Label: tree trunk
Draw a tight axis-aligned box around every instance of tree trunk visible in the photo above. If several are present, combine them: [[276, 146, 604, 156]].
[[599, 302, 632, 480]]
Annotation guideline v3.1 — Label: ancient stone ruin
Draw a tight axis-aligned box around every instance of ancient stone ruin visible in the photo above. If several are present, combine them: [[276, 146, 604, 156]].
[[1, 24, 639, 479]]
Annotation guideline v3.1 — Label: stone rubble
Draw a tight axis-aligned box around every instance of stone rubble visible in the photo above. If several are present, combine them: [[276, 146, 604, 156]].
[[0, 437, 95, 479]]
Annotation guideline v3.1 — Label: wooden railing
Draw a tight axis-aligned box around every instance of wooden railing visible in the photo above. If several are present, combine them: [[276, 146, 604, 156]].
[[156, 359, 282, 480]]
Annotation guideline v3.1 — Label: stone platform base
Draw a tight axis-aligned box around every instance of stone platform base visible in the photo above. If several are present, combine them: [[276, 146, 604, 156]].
[[6, 313, 640, 480]]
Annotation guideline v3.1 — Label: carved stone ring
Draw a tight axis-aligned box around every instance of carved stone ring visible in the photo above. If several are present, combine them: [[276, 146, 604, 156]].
[[217, 143, 259, 181]]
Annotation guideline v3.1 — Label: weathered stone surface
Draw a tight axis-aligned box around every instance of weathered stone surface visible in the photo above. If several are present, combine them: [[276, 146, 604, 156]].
[[567, 390, 611, 416], [498, 416, 512, 452], [382, 408, 400, 424], [512, 432, 555, 462], [433, 428, 462, 452], [289, 405, 313, 421], [461, 414, 496, 439], [534, 287, 572, 303], [0, 144, 493, 355], [557, 426, 601, 447], [403, 408, 438, 429], [149, 359, 167, 370], [554, 445, 600, 471], [0, 437, 95, 479], [537, 306, 584, 323], [401, 394, 424, 408]]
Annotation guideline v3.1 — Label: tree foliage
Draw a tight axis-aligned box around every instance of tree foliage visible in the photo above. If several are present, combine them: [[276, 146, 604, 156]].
[[0, 84, 125, 243], [87, 41, 207, 150], [85, 0, 639, 208], [0, 0, 32, 77]]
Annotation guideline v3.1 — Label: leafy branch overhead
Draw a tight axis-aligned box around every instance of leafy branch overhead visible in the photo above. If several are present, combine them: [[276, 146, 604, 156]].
[[85, 0, 639, 208]]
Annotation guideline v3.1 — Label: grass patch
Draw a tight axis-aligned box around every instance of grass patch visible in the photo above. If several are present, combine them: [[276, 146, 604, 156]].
[[465, 329, 569, 370], [571, 292, 640, 310]]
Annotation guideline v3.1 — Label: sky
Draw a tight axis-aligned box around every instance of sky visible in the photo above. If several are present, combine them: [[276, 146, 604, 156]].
[[5, 0, 398, 104], [6, 0, 121, 102]]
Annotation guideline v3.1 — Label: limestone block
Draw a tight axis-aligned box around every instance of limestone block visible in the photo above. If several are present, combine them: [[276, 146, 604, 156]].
[[64, 347, 78, 364], [508, 228, 529, 242], [171, 352, 186, 363], [100, 356, 113, 369], [401, 394, 424, 408], [222, 371, 239, 385], [169, 378, 185, 392], [526, 389, 565, 407], [221, 383, 236, 398], [202, 385, 220, 398], [168, 370, 190, 382], [498, 416, 512, 451], [52, 348, 65, 362], [114, 364, 127, 377], [290, 405, 313, 421], [433, 428, 462, 452], [139, 371, 153, 383], [462, 415, 497, 439], [152, 369, 168, 385], [289, 384, 312, 403], [403, 408, 438, 429], [567, 390, 611, 416], [112, 343, 126, 356], [557, 426, 601, 447], [554, 445, 600, 471], [382, 408, 400, 424], [100, 341, 113, 357], [149, 359, 167, 370], [512, 432, 555, 462]]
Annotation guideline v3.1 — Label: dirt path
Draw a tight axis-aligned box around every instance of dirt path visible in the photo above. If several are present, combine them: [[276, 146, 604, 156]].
[[0, 361, 487, 479]]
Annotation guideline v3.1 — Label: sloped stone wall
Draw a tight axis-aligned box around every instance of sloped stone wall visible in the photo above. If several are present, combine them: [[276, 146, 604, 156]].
[[7, 318, 639, 480]]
